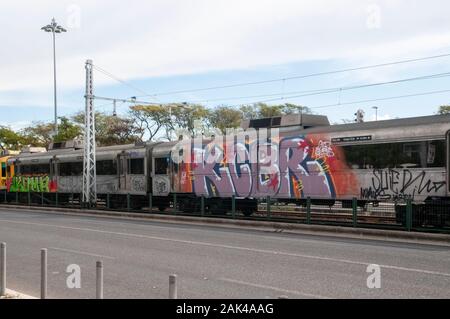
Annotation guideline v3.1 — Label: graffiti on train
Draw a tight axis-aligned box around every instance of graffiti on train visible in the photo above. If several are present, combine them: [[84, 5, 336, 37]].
[[177, 135, 342, 199], [6, 175, 58, 193], [360, 169, 446, 201]]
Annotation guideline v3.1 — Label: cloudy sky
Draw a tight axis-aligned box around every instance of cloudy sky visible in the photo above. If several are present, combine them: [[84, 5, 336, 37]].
[[1, 0, 450, 129]]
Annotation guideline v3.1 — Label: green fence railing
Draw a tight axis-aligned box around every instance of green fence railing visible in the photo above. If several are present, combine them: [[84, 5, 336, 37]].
[[0, 190, 449, 234]]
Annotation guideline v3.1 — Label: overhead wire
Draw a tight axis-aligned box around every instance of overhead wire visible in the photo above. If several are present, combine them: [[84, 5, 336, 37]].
[[133, 52, 450, 98]]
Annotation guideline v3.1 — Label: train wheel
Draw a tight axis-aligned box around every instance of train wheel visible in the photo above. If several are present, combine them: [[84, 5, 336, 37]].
[[242, 210, 254, 217]]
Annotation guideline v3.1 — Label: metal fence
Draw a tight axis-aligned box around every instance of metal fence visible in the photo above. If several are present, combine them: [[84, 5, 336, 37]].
[[0, 190, 449, 234]]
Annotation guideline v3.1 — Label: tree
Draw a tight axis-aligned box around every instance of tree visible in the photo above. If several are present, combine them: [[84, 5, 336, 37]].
[[240, 103, 311, 119], [207, 106, 243, 134], [20, 116, 83, 148], [21, 122, 55, 147], [54, 117, 83, 142], [129, 104, 172, 141], [0, 126, 25, 150], [239, 105, 259, 120], [438, 105, 450, 115], [73, 112, 140, 146], [169, 104, 210, 138]]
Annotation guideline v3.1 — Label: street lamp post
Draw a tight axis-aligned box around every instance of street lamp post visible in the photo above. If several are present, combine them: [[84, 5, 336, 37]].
[[41, 18, 67, 138], [372, 106, 379, 121]]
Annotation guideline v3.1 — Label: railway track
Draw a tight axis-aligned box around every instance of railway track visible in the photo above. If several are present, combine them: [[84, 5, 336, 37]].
[[254, 208, 398, 225]]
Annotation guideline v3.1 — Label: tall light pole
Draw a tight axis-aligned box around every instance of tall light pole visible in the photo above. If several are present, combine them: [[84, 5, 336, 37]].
[[372, 106, 379, 121], [41, 18, 67, 138]]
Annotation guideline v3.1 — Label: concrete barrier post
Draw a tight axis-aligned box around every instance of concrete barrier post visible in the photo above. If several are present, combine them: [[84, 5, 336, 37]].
[[41, 248, 47, 299], [169, 274, 177, 299], [96, 261, 103, 299], [1, 243, 6, 296]]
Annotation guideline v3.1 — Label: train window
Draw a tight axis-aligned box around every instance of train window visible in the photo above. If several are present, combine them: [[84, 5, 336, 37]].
[[155, 157, 169, 175], [343, 140, 446, 169], [426, 140, 446, 168], [96, 160, 117, 175], [7, 165, 15, 176], [1, 162, 5, 178], [129, 159, 144, 175], [20, 164, 50, 175], [59, 162, 83, 176]]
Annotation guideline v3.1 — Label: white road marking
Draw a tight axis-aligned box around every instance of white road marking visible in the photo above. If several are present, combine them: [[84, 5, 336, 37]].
[[1, 218, 450, 278], [4, 208, 449, 251], [219, 278, 330, 299], [49, 247, 115, 260]]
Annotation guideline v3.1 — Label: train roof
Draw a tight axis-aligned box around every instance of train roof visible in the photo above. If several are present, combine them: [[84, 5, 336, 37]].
[[303, 114, 450, 134], [290, 114, 450, 144]]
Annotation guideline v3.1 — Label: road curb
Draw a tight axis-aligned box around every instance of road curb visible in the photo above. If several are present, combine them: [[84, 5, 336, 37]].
[[0, 204, 449, 245]]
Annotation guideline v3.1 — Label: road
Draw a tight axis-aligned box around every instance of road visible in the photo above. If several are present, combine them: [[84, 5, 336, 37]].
[[0, 207, 449, 299]]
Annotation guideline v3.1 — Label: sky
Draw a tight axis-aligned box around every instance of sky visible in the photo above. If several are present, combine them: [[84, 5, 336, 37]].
[[1, 0, 450, 130]]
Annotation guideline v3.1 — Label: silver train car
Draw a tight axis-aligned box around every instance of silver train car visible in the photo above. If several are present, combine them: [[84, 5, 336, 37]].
[[4, 114, 450, 222]]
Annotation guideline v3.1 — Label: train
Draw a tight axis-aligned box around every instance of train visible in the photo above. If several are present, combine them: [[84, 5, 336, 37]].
[[0, 150, 18, 190], [2, 113, 449, 225]]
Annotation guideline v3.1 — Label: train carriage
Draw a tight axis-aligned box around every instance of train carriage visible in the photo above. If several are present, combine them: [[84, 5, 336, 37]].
[[3, 114, 450, 226]]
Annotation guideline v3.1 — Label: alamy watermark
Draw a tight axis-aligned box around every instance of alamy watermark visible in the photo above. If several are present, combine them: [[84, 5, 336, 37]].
[[66, 4, 82, 29], [366, 264, 381, 289], [66, 264, 81, 289], [366, 4, 382, 30]]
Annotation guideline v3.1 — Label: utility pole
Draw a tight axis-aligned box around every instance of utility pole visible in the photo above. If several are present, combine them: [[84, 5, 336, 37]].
[[41, 18, 67, 138], [82, 60, 97, 207]]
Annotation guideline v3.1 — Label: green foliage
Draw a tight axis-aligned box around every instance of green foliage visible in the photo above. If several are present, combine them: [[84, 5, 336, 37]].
[[1, 101, 314, 151], [240, 103, 311, 119], [129, 104, 172, 141], [170, 104, 210, 134], [438, 105, 450, 115], [0, 126, 25, 150], [54, 117, 83, 143], [20, 122, 55, 147], [207, 106, 243, 134], [73, 112, 140, 146]]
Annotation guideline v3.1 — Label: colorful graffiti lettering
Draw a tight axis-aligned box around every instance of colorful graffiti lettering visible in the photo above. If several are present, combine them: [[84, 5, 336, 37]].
[[177, 135, 354, 199], [6, 176, 57, 193]]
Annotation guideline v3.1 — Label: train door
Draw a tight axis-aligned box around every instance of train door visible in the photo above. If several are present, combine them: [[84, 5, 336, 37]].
[[118, 153, 129, 191], [50, 157, 58, 192], [152, 157, 170, 196], [0, 157, 6, 189]]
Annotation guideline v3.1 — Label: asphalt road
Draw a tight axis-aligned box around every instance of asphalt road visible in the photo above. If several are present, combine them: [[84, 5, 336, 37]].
[[0, 207, 449, 299]]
